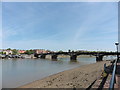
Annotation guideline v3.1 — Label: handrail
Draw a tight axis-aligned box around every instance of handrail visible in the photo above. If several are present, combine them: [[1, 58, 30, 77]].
[[109, 59, 117, 90]]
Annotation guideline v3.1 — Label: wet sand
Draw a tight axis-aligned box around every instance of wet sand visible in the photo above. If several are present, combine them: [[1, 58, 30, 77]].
[[20, 61, 111, 88]]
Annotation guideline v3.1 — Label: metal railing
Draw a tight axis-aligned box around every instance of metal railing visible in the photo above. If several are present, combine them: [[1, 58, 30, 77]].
[[109, 59, 117, 90]]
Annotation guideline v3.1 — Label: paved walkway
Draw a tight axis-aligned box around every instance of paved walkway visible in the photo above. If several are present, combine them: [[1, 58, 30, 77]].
[[116, 60, 120, 89]]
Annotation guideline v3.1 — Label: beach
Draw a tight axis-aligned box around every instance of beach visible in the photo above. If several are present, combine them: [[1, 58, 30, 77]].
[[20, 60, 111, 88]]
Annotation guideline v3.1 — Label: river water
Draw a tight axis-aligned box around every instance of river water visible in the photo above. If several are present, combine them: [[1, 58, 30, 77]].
[[2, 56, 115, 88]]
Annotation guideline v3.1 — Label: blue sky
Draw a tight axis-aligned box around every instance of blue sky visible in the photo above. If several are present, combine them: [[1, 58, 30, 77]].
[[2, 2, 118, 51]]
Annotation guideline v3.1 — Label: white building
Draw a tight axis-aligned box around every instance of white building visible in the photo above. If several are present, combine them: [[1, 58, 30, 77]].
[[3, 50, 12, 55]]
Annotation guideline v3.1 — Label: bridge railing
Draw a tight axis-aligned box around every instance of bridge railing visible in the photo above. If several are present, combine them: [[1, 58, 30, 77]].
[[109, 59, 118, 90]]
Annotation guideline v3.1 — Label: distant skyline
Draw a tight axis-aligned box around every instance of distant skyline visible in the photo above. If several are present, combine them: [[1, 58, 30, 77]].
[[2, 2, 118, 51]]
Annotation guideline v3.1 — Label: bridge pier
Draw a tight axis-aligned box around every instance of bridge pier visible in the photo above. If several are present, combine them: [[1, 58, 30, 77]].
[[40, 54, 46, 59], [96, 55, 103, 61], [51, 55, 57, 60], [34, 53, 39, 58], [70, 55, 77, 61]]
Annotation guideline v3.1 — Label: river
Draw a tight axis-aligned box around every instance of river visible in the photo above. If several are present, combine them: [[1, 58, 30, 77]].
[[2, 56, 115, 88]]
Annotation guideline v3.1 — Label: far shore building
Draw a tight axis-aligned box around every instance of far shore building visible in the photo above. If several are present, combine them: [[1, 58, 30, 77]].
[[76, 50, 86, 52], [18, 50, 26, 54], [0, 49, 2, 53], [34, 49, 52, 54], [3, 50, 12, 55]]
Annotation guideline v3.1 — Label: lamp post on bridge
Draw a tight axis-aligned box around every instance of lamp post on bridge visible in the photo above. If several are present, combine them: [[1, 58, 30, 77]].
[[115, 42, 119, 61]]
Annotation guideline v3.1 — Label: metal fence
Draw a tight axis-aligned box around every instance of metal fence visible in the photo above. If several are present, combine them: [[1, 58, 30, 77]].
[[109, 59, 117, 90]]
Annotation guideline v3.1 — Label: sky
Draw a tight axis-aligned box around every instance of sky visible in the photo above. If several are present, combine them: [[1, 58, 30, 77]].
[[118, 2, 120, 52], [2, 2, 118, 51]]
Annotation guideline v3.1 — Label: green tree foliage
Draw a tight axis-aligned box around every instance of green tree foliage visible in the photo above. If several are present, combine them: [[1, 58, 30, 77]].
[[58, 50, 63, 52], [12, 49, 18, 55], [7, 48, 11, 50], [0, 52, 3, 54], [25, 50, 34, 55], [3, 52, 6, 54], [68, 50, 71, 52]]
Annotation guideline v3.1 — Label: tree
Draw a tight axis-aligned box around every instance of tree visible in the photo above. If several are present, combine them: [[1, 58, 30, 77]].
[[7, 48, 11, 50], [0, 52, 3, 54], [68, 50, 71, 52], [58, 50, 63, 52], [25, 50, 34, 55], [3, 52, 6, 55], [12, 49, 18, 55]]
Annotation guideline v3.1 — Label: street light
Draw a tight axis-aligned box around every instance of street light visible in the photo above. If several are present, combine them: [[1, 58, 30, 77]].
[[115, 42, 119, 61]]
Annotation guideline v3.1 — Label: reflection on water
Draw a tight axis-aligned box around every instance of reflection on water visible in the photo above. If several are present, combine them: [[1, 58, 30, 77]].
[[2, 56, 115, 88]]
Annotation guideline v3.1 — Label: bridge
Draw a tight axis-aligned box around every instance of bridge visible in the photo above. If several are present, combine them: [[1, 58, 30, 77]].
[[34, 51, 120, 61]]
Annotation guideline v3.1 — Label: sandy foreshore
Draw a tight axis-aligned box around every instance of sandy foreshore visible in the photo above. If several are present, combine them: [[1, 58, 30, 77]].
[[20, 60, 111, 88]]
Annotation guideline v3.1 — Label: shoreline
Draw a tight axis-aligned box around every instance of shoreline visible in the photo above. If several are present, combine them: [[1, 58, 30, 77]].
[[19, 60, 111, 88]]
